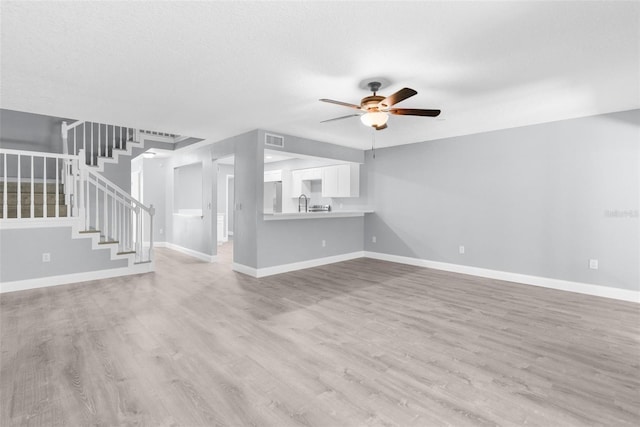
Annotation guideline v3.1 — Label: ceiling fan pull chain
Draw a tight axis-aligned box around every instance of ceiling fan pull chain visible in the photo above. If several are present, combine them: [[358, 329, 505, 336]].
[[371, 128, 376, 159]]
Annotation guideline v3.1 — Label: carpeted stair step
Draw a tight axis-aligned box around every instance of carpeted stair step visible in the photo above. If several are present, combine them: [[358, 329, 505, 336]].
[[1, 193, 66, 205]]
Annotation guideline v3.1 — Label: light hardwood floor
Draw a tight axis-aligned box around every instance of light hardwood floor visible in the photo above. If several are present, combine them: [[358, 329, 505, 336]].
[[1, 243, 639, 426]]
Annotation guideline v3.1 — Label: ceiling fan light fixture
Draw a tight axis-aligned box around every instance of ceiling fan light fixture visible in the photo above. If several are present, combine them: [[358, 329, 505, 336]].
[[360, 111, 388, 128]]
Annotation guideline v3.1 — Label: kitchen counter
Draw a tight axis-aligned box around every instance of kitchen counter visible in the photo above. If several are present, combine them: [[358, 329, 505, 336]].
[[263, 210, 373, 221]]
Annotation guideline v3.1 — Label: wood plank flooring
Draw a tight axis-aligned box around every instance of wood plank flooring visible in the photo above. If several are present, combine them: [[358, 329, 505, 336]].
[[1, 243, 639, 426]]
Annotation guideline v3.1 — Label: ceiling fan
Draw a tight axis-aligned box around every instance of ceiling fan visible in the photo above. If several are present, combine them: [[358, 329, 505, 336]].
[[320, 81, 441, 130]]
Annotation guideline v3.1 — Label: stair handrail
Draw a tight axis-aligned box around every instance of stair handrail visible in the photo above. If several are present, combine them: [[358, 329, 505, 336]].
[[78, 158, 151, 214]]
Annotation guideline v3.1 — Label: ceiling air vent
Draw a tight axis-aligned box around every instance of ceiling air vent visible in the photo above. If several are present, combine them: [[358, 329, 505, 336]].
[[264, 133, 284, 148]]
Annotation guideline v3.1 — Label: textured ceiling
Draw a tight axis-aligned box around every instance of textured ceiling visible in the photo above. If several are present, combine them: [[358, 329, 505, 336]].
[[1, 1, 638, 150]]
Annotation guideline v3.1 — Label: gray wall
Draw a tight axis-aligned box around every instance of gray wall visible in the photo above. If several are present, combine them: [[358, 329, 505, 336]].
[[259, 129, 364, 163], [165, 150, 214, 256], [141, 157, 167, 243], [0, 109, 77, 181], [258, 217, 364, 268], [0, 227, 128, 282], [0, 109, 76, 153], [174, 162, 203, 212], [232, 131, 262, 267], [364, 109, 640, 291], [103, 137, 176, 193]]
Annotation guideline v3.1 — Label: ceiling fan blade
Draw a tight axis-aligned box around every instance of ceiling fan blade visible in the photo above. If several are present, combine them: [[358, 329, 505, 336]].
[[389, 108, 441, 117], [378, 88, 417, 109], [374, 123, 388, 131], [319, 99, 361, 110], [320, 114, 361, 123]]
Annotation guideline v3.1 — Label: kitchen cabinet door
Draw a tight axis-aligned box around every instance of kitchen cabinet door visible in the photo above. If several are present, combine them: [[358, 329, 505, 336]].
[[322, 164, 359, 197], [321, 165, 340, 197]]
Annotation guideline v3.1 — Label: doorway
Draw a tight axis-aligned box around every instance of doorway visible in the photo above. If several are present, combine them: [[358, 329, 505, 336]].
[[216, 156, 235, 266], [226, 175, 234, 238]]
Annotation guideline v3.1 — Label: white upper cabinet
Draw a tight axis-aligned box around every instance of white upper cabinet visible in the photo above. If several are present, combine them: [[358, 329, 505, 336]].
[[322, 164, 359, 198], [264, 169, 282, 182], [290, 164, 360, 198], [291, 169, 310, 196]]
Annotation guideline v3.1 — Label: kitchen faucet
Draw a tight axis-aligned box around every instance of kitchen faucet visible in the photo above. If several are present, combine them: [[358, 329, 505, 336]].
[[298, 194, 308, 212]]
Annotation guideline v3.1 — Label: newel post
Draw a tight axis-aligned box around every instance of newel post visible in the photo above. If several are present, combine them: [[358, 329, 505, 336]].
[[61, 121, 70, 207], [77, 149, 86, 229], [148, 204, 155, 261]]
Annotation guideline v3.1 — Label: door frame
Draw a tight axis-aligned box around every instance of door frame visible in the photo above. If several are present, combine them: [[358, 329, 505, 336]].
[[225, 174, 234, 238]]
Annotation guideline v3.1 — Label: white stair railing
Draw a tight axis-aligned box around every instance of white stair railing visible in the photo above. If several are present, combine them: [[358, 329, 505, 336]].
[[0, 148, 79, 219], [77, 150, 154, 263], [65, 120, 139, 166]]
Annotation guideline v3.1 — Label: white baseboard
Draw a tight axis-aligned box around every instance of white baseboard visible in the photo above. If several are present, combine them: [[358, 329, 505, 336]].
[[0, 262, 154, 294], [162, 242, 217, 263], [234, 251, 365, 278], [364, 251, 639, 303], [232, 262, 258, 277]]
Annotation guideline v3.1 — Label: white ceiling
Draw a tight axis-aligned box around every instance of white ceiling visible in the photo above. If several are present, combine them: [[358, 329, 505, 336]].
[[1, 1, 638, 150]]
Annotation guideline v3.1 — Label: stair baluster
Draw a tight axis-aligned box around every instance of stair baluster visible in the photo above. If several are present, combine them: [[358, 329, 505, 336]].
[[3, 154, 7, 219], [90, 122, 94, 166], [30, 156, 34, 218], [43, 157, 47, 217], [17, 155, 21, 219]]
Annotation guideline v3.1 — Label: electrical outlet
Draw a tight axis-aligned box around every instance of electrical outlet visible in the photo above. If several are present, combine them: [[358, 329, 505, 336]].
[[160, 228, 164, 234], [372, 236, 377, 243], [322, 240, 326, 247], [589, 259, 599, 270], [42, 253, 51, 263], [459, 245, 465, 254]]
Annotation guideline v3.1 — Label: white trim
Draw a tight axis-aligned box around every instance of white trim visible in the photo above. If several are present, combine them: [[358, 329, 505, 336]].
[[235, 251, 365, 278], [232, 262, 259, 277], [163, 242, 216, 263], [0, 217, 79, 229], [363, 251, 639, 303], [0, 262, 154, 294], [0, 148, 78, 160], [226, 174, 234, 239], [263, 211, 371, 221]]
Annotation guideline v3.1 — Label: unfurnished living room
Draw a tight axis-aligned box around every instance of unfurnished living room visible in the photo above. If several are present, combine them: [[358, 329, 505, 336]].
[[0, 1, 639, 426]]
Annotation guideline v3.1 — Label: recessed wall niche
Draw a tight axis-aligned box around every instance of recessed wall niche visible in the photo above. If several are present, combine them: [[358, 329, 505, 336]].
[[173, 162, 203, 216]]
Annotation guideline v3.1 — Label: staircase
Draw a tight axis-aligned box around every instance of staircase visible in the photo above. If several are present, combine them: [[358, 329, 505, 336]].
[[65, 121, 142, 173], [0, 119, 155, 290]]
